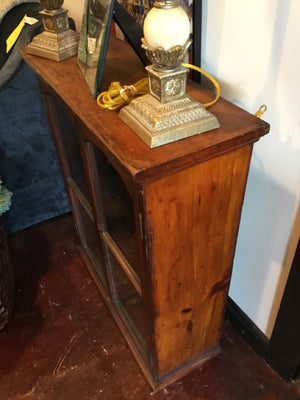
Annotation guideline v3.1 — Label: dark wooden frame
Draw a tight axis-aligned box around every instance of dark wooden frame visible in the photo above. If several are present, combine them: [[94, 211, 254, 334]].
[[267, 239, 300, 381], [113, 0, 148, 66], [192, 0, 202, 82], [226, 238, 300, 382]]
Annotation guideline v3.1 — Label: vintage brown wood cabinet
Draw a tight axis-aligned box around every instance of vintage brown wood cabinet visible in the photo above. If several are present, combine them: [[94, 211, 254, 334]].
[[21, 37, 269, 391]]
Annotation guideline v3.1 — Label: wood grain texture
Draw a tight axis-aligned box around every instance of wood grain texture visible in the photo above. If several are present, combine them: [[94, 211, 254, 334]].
[[20, 36, 269, 185], [143, 145, 253, 378]]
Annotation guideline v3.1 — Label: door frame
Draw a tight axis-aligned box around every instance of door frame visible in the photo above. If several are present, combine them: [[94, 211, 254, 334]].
[[266, 238, 300, 381], [226, 238, 300, 382]]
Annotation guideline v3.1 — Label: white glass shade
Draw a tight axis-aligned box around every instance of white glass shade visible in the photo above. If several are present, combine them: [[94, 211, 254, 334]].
[[143, 6, 191, 51]]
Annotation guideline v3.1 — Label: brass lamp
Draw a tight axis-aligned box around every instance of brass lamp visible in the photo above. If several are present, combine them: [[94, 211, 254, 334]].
[[119, 0, 220, 148], [27, 0, 79, 61]]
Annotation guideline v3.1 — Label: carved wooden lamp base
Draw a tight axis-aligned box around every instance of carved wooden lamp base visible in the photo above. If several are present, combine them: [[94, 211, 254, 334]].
[[27, 7, 79, 61]]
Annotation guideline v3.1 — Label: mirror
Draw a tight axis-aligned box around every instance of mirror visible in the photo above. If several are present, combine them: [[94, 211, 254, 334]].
[[78, 0, 114, 97]]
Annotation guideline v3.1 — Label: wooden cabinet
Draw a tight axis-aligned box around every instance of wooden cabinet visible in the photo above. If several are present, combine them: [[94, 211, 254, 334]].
[[21, 37, 269, 391]]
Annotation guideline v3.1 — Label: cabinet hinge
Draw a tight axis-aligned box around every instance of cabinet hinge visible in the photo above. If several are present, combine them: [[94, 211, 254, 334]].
[[139, 212, 144, 240]]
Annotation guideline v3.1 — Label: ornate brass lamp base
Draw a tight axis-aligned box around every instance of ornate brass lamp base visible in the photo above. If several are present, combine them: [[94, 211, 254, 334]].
[[120, 65, 220, 148], [120, 93, 219, 148], [27, 8, 79, 61]]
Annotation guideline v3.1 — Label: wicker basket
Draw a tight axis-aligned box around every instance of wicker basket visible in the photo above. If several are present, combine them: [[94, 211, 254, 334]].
[[0, 216, 14, 329]]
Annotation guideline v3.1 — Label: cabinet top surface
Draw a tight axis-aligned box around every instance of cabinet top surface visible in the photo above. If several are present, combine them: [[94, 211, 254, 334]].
[[21, 36, 269, 182]]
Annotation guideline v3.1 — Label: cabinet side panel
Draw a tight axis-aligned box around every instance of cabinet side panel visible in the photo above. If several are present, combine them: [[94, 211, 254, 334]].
[[143, 145, 253, 379]]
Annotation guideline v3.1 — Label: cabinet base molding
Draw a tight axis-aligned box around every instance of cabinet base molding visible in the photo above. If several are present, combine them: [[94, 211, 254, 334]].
[[150, 346, 221, 393]]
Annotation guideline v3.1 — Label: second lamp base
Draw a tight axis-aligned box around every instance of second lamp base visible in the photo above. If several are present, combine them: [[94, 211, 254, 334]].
[[119, 93, 220, 148], [27, 30, 79, 61], [26, 8, 79, 62]]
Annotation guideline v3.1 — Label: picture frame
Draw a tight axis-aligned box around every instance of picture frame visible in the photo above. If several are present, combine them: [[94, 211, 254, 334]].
[[113, 0, 148, 66], [192, 0, 202, 82], [78, 0, 115, 98], [113, 1, 202, 81], [78, 0, 202, 97]]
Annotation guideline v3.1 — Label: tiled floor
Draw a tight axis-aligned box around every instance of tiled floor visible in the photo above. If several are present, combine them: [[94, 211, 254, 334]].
[[1, 214, 299, 400]]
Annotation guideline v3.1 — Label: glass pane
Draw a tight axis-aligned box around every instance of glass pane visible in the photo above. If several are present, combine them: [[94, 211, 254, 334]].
[[92, 146, 139, 275], [77, 199, 107, 288], [52, 97, 90, 201], [109, 249, 148, 354], [78, 0, 114, 97]]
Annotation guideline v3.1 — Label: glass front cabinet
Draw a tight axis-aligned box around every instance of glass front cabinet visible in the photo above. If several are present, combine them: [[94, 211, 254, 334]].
[[29, 40, 269, 391]]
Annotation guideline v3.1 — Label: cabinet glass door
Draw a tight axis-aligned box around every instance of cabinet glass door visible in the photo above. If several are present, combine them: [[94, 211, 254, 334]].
[[91, 145, 140, 275], [76, 200, 107, 288], [109, 249, 148, 353], [87, 143, 149, 357], [47, 95, 107, 288], [51, 97, 90, 202]]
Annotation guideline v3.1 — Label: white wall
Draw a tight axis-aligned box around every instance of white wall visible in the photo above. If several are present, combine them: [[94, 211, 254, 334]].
[[202, 0, 300, 338], [64, 0, 84, 31], [65, 0, 300, 339]]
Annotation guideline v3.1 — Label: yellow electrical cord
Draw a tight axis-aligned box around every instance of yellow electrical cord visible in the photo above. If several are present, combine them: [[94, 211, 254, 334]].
[[97, 63, 220, 111], [182, 63, 220, 108], [97, 78, 149, 110]]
